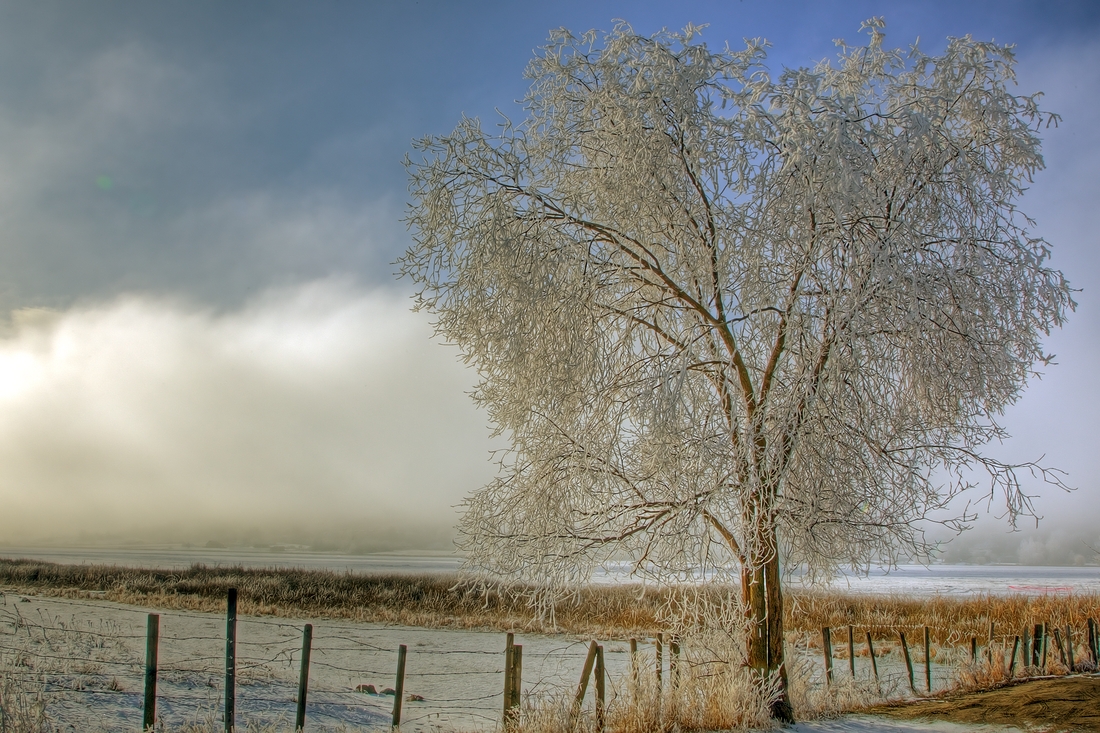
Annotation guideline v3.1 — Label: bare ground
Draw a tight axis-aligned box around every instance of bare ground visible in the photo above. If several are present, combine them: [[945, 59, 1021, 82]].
[[868, 675, 1100, 732]]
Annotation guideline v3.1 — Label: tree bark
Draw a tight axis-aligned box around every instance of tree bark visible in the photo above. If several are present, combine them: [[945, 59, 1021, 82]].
[[741, 524, 793, 722]]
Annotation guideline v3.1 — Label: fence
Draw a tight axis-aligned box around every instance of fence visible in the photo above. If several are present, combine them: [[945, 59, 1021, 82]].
[[2, 589, 1099, 731], [0, 590, 644, 732], [814, 618, 1100, 696]]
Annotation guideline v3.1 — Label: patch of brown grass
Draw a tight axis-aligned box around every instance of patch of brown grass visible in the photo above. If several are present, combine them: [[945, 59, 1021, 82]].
[[788, 588, 1100, 648], [0, 558, 665, 636], [869, 675, 1100, 731], [3, 558, 1098, 649]]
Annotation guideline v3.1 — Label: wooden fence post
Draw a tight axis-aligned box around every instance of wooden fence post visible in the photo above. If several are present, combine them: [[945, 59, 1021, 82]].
[[923, 626, 932, 693], [629, 638, 638, 693], [391, 644, 407, 729], [821, 627, 833, 685], [1041, 623, 1048, 670], [669, 637, 680, 687], [899, 631, 915, 694], [847, 625, 855, 677], [571, 641, 599, 725], [865, 632, 879, 691], [510, 645, 522, 713], [503, 633, 515, 726], [595, 644, 605, 733], [1089, 618, 1098, 665], [987, 621, 995, 665], [1031, 624, 1043, 668], [655, 633, 663, 691], [970, 637, 977, 663], [143, 613, 159, 731], [295, 624, 312, 732], [1052, 627, 1067, 668], [224, 588, 237, 733], [1009, 635, 1019, 675], [1065, 625, 1075, 672], [1021, 627, 1030, 669]]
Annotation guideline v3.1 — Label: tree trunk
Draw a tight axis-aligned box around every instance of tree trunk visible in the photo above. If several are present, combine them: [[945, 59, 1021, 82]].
[[742, 525, 793, 722]]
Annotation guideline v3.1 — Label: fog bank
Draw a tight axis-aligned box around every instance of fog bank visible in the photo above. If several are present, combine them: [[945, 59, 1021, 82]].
[[0, 281, 497, 550]]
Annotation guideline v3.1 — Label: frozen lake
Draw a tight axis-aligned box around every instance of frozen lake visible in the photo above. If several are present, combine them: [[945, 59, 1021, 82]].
[[2, 545, 1099, 596]]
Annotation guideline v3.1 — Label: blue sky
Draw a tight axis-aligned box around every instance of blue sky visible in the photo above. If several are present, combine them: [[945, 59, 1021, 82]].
[[0, 1, 1097, 561]]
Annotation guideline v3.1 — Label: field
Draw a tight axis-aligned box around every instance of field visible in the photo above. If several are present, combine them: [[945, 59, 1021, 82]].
[[2, 557, 1100, 732], [2, 558, 1099, 642]]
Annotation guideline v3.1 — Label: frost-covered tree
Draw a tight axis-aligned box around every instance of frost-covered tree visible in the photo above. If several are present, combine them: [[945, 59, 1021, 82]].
[[400, 20, 1072, 719]]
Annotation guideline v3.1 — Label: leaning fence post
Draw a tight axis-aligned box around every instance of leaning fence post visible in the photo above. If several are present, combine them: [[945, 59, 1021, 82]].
[[899, 631, 915, 694], [1009, 635, 1020, 675], [224, 588, 237, 733], [821, 627, 833, 685], [987, 621, 995, 665], [847, 625, 855, 677], [1040, 623, 1048, 671], [572, 640, 599, 723], [503, 633, 515, 726], [595, 644, 606, 733], [1089, 618, 1098, 665], [295, 624, 312, 732], [923, 626, 932, 693], [865, 632, 879, 691], [143, 613, 160, 731], [391, 644, 407, 729], [1052, 627, 1067, 668]]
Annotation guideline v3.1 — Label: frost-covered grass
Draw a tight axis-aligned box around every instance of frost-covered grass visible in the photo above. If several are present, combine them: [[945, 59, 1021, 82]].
[[1, 580, 1095, 733], [790, 589, 1100, 649], [3, 559, 1099, 645]]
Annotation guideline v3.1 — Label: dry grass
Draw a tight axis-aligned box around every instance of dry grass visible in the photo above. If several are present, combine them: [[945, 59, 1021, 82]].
[[4, 559, 1098, 644], [789, 588, 1100, 647], [0, 665, 51, 733], [0, 558, 665, 636], [4, 556, 1100, 731], [514, 634, 781, 733]]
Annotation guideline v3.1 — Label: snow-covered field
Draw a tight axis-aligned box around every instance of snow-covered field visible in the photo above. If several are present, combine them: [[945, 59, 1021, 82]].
[[3, 550, 1088, 730], [0, 590, 1023, 732], [1, 591, 638, 732]]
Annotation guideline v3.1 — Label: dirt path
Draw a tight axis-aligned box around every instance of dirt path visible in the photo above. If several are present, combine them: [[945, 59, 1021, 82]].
[[869, 675, 1100, 732]]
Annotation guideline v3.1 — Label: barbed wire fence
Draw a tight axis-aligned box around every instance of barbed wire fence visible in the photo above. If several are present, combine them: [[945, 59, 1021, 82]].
[[0, 591, 635, 732], [1, 589, 1098, 731]]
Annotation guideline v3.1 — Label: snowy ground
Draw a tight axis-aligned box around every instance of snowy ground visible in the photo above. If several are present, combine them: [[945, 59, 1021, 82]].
[[0, 591, 637, 732], [0, 591, 1025, 732]]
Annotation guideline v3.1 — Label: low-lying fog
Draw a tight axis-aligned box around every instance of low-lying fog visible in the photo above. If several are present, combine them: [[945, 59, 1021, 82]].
[[0, 280, 1097, 566], [0, 281, 500, 553]]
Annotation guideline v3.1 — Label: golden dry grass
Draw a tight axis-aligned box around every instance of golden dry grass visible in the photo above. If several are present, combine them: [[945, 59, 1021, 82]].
[[4, 556, 1095, 642], [3, 558, 1098, 646], [789, 588, 1100, 647], [3, 557, 1100, 732], [0, 558, 664, 635]]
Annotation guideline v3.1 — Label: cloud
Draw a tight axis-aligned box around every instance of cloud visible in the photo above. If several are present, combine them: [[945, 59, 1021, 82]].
[[0, 36, 409, 313], [0, 281, 497, 550]]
